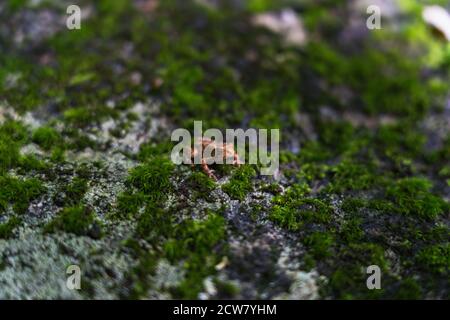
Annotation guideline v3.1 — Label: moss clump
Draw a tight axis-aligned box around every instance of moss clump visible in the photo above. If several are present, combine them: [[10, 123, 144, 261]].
[[386, 177, 448, 220], [317, 121, 356, 155], [269, 184, 333, 231], [326, 243, 389, 299], [303, 42, 433, 118], [340, 198, 366, 214], [222, 165, 256, 200], [165, 212, 226, 299], [136, 205, 173, 241], [0, 121, 28, 173], [63, 108, 93, 127], [340, 217, 364, 243], [394, 278, 422, 299], [75, 162, 100, 180], [326, 161, 378, 193], [375, 124, 426, 159], [214, 279, 239, 298], [327, 266, 385, 300], [0, 140, 21, 174], [128, 157, 174, 204], [0, 216, 21, 239], [50, 146, 66, 163], [6, 0, 28, 11], [342, 243, 388, 271], [17, 155, 49, 173], [45, 206, 102, 239], [415, 244, 449, 274], [0, 120, 28, 143], [129, 208, 227, 299], [114, 157, 174, 220], [0, 175, 45, 214], [64, 128, 98, 151], [114, 191, 147, 220], [137, 142, 174, 161], [184, 172, 216, 200], [55, 177, 89, 206], [260, 183, 283, 195], [32, 126, 63, 151], [328, 267, 362, 299], [303, 232, 334, 259]]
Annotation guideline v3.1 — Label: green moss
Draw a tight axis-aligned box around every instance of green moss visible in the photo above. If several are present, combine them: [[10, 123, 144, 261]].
[[340, 198, 367, 214], [64, 128, 98, 151], [214, 279, 239, 298], [165, 212, 225, 260], [136, 205, 173, 241], [260, 183, 283, 195], [0, 140, 20, 174], [326, 161, 378, 193], [327, 266, 385, 299], [303, 232, 334, 259], [222, 165, 256, 200], [245, 0, 278, 13], [17, 155, 49, 173], [165, 212, 226, 299], [425, 224, 450, 243], [297, 141, 333, 163], [125, 251, 159, 299], [32, 126, 63, 151], [0, 121, 28, 173], [376, 124, 425, 156], [113, 157, 174, 221], [128, 157, 174, 204], [326, 243, 389, 299], [297, 163, 329, 183], [394, 278, 422, 299], [350, 51, 430, 117], [50, 146, 66, 163], [0, 120, 28, 143], [69, 72, 96, 87], [343, 243, 388, 271], [55, 177, 88, 206], [386, 177, 448, 220], [0, 52, 58, 113], [63, 108, 94, 127], [1, 0, 449, 300], [416, 244, 450, 274], [328, 267, 361, 299], [337, 193, 373, 251], [129, 207, 227, 299], [0, 175, 45, 214], [303, 41, 434, 118], [302, 254, 317, 271], [185, 171, 216, 200], [438, 166, 450, 178], [340, 218, 363, 243], [317, 121, 356, 155], [75, 162, 97, 180], [7, 0, 28, 11], [269, 184, 332, 231], [0, 216, 21, 239], [44, 206, 102, 238], [114, 191, 147, 219]]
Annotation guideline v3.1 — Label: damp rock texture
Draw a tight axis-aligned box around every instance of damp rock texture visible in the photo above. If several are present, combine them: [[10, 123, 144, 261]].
[[0, 0, 449, 299]]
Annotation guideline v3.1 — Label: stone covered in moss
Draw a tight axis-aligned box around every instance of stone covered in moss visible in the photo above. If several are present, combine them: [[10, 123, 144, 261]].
[[0, 0, 448, 300]]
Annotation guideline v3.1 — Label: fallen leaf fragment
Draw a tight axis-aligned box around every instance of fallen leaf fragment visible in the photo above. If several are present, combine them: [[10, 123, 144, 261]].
[[422, 5, 450, 42], [252, 9, 307, 47]]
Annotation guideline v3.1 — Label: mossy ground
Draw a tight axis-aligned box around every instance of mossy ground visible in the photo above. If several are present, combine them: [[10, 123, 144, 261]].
[[0, 0, 449, 299]]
